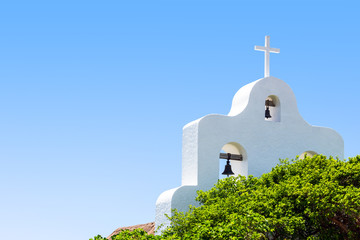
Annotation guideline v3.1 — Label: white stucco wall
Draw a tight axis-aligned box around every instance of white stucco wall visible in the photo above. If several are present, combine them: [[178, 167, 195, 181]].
[[155, 76, 344, 233]]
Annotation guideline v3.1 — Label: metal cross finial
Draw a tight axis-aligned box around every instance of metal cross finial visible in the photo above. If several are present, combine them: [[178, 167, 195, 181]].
[[255, 36, 280, 78]]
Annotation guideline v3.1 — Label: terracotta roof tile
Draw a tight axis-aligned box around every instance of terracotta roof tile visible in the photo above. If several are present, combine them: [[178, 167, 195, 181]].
[[107, 222, 155, 239]]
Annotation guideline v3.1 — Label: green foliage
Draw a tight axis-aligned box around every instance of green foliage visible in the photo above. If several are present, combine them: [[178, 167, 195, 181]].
[[110, 229, 161, 240], [92, 155, 360, 239], [90, 229, 162, 240], [162, 155, 360, 239], [89, 235, 107, 240]]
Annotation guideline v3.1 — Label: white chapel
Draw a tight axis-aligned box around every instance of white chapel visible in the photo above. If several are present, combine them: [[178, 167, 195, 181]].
[[155, 36, 344, 232]]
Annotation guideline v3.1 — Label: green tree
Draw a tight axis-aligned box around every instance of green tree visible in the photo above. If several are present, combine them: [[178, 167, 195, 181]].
[[90, 229, 162, 240], [162, 155, 360, 239], [91, 155, 360, 239]]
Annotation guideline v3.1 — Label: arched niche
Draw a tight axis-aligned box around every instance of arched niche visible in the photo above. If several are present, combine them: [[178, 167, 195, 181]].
[[265, 95, 281, 122], [299, 151, 318, 159], [219, 142, 247, 179]]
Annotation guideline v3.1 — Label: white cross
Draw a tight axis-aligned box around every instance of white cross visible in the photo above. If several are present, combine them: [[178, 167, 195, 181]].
[[255, 36, 280, 78]]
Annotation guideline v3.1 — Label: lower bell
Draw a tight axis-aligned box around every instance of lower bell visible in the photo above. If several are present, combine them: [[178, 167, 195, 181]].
[[222, 160, 235, 177]]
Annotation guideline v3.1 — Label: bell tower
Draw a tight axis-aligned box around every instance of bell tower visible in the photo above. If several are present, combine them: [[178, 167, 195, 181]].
[[155, 36, 344, 233]]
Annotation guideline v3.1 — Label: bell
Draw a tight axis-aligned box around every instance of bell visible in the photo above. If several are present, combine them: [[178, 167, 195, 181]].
[[222, 160, 235, 177], [265, 106, 272, 119]]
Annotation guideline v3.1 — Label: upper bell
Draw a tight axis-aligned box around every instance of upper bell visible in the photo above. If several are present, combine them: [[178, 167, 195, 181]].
[[265, 106, 272, 119], [222, 160, 235, 176]]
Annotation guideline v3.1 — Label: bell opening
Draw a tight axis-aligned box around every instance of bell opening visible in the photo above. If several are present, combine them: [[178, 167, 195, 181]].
[[265, 95, 281, 122], [219, 142, 248, 179], [299, 151, 318, 159]]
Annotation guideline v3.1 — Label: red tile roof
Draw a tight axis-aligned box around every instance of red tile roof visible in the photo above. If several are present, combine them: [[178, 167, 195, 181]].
[[107, 222, 155, 239]]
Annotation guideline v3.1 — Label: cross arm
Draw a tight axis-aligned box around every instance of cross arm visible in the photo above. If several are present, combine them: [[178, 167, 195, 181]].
[[254, 45, 280, 53], [269, 47, 280, 53], [255, 45, 267, 51]]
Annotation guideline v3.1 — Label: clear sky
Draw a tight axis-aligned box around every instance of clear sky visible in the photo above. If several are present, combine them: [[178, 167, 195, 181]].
[[0, 1, 359, 239]]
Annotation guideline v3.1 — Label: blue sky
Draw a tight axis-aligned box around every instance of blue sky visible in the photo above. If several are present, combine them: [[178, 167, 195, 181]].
[[0, 1, 359, 239]]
